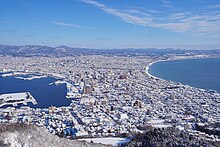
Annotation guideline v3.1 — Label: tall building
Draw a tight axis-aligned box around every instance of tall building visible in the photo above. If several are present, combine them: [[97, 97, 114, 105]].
[[83, 85, 93, 94]]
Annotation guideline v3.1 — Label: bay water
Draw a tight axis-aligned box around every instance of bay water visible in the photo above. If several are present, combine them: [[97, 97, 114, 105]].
[[149, 58, 220, 93], [0, 76, 70, 108]]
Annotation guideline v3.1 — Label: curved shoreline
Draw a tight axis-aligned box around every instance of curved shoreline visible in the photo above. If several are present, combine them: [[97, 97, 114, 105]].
[[0, 73, 71, 108], [145, 56, 220, 92], [145, 54, 215, 79], [145, 59, 167, 81], [0, 71, 78, 100]]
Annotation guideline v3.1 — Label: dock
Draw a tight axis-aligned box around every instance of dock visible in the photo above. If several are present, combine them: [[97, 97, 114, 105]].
[[0, 92, 37, 107]]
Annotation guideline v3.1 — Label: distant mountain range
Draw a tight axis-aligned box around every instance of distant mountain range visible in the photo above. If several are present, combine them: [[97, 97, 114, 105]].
[[0, 45, 220, 57]]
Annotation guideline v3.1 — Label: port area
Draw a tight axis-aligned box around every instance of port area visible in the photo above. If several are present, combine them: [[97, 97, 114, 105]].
[[0, 92, 37, 107], [0, 72, 47, 80], [50, 80, 81, 99]]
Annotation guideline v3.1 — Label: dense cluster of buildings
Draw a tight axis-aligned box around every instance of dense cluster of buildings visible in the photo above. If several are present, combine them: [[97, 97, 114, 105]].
[[0, 55, 219, 142]]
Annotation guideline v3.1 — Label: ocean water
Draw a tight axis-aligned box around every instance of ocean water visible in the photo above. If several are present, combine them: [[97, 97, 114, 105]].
[[0, 76, 71, 108], [149, 58, 220, 93]]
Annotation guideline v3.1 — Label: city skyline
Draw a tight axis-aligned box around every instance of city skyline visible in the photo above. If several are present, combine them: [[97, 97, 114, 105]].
[[1, 0, 220, 49]]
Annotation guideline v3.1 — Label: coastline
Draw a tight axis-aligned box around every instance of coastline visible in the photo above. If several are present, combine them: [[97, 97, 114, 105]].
[[145, 55, 220, 93], [145, 59, 167, 80], [145, 54, 214, 78], [1, 54, 219, 103], [0, 71, 78, 101]]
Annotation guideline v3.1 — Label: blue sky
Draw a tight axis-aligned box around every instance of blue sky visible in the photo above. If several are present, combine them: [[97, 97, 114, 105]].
[[1, 0, 220, 49]]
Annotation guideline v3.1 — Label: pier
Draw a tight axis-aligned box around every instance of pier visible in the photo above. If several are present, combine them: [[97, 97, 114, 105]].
[[0, 92, 37, 107]]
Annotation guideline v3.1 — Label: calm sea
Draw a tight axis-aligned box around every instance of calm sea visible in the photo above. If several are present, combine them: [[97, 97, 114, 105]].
[[149, 58, 220, 93], [0, 76, 71, 108]]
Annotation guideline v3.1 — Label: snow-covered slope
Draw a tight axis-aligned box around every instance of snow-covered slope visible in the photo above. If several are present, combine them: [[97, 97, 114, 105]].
[[0, 123, 109, 147]]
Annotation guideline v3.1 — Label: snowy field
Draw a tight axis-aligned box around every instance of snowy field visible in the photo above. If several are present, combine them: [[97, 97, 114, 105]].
[[78, 137, 131, 146]]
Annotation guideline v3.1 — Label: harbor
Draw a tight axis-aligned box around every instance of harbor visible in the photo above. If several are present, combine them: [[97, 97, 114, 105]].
[[0, 92, 37, 107], [0, 75, 70, 108]]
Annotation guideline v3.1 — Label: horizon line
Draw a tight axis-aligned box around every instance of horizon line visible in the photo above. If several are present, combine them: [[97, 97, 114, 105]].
[[0, 44, 220, 50]]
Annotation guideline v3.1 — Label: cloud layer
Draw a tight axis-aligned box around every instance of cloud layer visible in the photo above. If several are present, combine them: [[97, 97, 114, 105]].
[[51, 21, 86, 28], [81, 0, 220, 34]]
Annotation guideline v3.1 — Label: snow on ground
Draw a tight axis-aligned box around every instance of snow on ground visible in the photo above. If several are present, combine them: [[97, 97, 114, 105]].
[[148, 119, 164, 124], [152, 124, 172, 128], [147, 119, 171, 128], [78, 137, 131, 146], [0, 92, 37, 107], [0, 92, 29, 101], [3, 133, 21, 147]]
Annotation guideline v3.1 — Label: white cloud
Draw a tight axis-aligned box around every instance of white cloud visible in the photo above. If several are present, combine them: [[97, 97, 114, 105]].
[[209, 3, 220, 9], [161, 0, 173, 8], [51, 21, 85, 28], [161, 0, 171, 5], [147, 10, 161, 14], [81, 0, 152, 25], [169, 12, 191, 20], [81, 0, 220, 34]]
